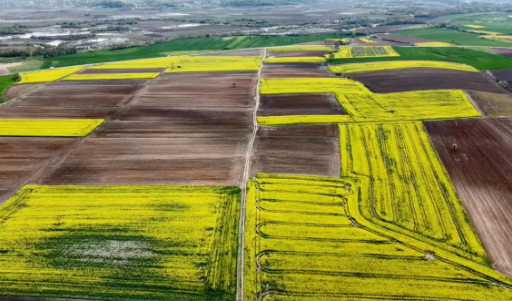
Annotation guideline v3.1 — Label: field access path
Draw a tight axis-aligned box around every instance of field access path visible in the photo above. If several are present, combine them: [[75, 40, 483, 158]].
[[237, 48, 266, 301]]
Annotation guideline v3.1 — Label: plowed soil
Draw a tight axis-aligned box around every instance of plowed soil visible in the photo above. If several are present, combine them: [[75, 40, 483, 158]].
[[3, 83, 42, 100], [5, 95, 130, 107], [425, 118, 512, 277], [266, 51, 330, 58], [350, 69, 506, 93], [131, 94, 254, 108], [0, 107, 117, 119], [261, 64, 331, 78], [29, 85, 143, 96], [466, 91, 512, 117], [50, 79, 150, 86], [251, 125, 340, 177], [490, 68, 512, 81], [258, 93, 347, 116], [40, 137, 249, 186], [0, 138, 76, 205], [79, 69, 165, 74]]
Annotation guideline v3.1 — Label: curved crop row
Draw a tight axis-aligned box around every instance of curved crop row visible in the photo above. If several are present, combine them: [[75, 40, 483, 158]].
[[329, 60, 478, 74]]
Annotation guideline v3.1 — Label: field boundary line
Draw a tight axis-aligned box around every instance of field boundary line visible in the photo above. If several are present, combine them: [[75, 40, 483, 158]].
[[464, 91, 484, 116], [237, 48, 266, 301]]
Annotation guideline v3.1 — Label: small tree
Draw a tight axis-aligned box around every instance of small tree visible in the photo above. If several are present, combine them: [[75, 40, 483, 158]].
[[452, 144, 458, 152], [13, 73, 21, 82]]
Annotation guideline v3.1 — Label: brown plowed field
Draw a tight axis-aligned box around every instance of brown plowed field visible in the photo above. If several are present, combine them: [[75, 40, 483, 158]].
[[375, 33, 433, 44], [0, 138, 76, 205], [29, 85, 143, 96], [258, 93, 346, 116], [424, 118, 512, 277], [79, 69, 165, 74], [131, 94, 254, 108], [490, 68, 512, 81], [261, 64, 331, 78], [3, 83, 42, 100], [40, 137, 249, 186], [493, 48, 512, 58], [153, 72, 258, 86], [50, 79, 150, 86], [350, 69, 506, 93], [251, 125, 340, 177], [4, 95, 130, 107], [0, 107, 117, 119], [466, 91, 512, 117]]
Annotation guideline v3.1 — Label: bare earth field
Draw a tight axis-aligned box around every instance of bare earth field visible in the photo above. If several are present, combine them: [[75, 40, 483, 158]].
[[251, 125, 340, 177], [0, 138, 76, 205], [425, 118, 512, 277], [79, 69, 165, 74], [467, 91, 512, 117], [261, 64, 331, 78], [266, 51, 330, 58], [349, 69, 506, 93], [258, 93, 347, 116], [3, 83, 41, 100]]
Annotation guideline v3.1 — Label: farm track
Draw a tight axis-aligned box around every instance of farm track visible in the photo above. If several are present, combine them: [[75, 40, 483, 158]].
[[237, 48, 266, 301]]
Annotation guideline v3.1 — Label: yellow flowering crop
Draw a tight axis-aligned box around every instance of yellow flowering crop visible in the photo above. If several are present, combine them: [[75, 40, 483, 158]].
[[267, 45, 335, 52], [64, 73, 160, 80], [359, 37, 375, 43], [467, 30, 501, 35], [0, 119, 104, 137], [481, 35, 512, 43], [326, 38, 350, 44], [465, 24, 485, 29], [0, 185, 240, 300], [330, 46, 400, 59], [244, 174, 512, 300], [329, 60, 478, 74], [259, 78, 480, 125], [414, 42, 455, 47], [91, 56, 262, 71], [18, 66, 85, 84], [263, 57, 326, 64]]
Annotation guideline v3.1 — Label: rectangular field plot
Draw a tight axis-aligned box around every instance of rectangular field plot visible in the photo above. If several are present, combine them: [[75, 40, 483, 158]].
[[0, 185, 240, 300], [425, 118, 512, 277], [329, 60, 478, 74], [339, 122, 487, 263], [259, 94, 347, 116], [331, 46, 400, 59], [41, 137, 249, 186], [244, 174, 512, 301], [18, 66, 84, 84], [251, 125, 340, 177], [0, 138, 76, 205], [63, 73, 161, 81], [263, 57, 326, 64], [261, 64, 331, 78], [467, 91, 512, 117], [0, 119, 103, 137]]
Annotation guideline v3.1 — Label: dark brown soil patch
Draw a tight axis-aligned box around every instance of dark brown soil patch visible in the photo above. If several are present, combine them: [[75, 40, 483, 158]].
[[0, 107, 117, 119], [251, 125, 340, 177], [262, 64, 330, 78], [350, 69, 506, 94], [490, 68, 512, 81], [258, 93, 346, 116], [3, 83, 42, 100], [29, 85, 143, 96], [5, 95, 130, 107], [0, 137, 76, 205], [131, 94, 254, 108], [425, 118, 512, 277], [375, 33, 433, 44], [41, 137, 248, 186], [466, 91, 512, 117], [266, 51, 330, 58], [50, 79, 150, 86]]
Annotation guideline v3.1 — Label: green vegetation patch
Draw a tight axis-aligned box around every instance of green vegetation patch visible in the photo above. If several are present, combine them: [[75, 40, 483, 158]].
[[42, 35, 342, 68], [329, 46, 512, 70], [396, 27, 512, 46], [0, 74, 16, 103]]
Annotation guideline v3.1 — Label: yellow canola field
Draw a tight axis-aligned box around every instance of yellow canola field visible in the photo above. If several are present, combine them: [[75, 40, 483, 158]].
[[481, 35, 512, 43], [64, 73, 161, 81], [326, 38, 350, 45], [244, 174, 512, 301], [359, 38, 375, 43], [330, 46, 400, 59], [18, 66, 84, 84], [414, 42, 454, 47], [329, 60, 478, 74], [0, 185, 240, 300], [90, 56, 262, 71], [267, 45, 335, 52], [264, 57, 326, 64], [0, 119, 104, 137], [259, 78, 480, 125], [465, 24, 485, 29], [165, 56, 262, 73]]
